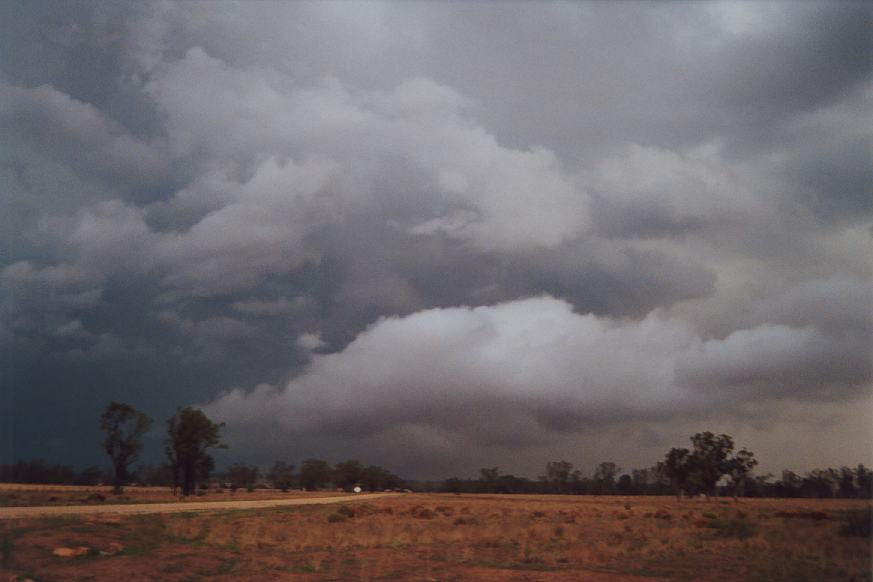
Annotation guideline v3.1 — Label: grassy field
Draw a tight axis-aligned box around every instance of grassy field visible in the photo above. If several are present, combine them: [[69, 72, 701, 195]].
[[0, 483, 347, 507], [0, 492, 869, 581]]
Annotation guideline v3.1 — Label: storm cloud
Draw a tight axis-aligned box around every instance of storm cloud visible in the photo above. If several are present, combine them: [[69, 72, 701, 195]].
[[1, 1, 870, 476]]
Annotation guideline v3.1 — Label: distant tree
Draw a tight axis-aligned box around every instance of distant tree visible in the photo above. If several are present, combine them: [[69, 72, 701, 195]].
[[75, 466, 106, 486], [686, 432, 735, 496], [478, 467, 501, 493], [779, 470, 799, 497], [838, 467, 858, 498], [726, 448, 758, 498], [100, 401, 152, 494], [593, 462, 620, 494], [660, 433, 755, 498], [856, 464, 872, 499], [801, 469, 837, 498], [360, 465, 402, 491], [544, 460, 575, 494], [615, 474, 634, 495], [492, 473, 526, 494], [333, 460, 365, 490], [659, 448, 691, 498], [299, 458, 332, 490], [227, 462, 260, 491], [136, 463, 175, 487], [443, 477, 464, 493], [268, 461, 295, 491], [165, 407, 225, 496]]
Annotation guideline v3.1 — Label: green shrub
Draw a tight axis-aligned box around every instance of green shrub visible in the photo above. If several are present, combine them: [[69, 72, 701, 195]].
[[706, 517, 759, 539], [326, 513, 347, 523], [840, 508, 872, 538], [453, 516, 480, 526]]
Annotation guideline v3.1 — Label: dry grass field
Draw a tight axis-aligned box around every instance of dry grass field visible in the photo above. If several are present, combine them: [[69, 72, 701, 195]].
[[1, 492, 870, 581], [0, 483, 346, 507]]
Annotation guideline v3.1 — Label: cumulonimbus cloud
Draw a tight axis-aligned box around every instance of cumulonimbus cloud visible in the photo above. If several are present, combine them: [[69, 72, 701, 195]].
[[204, 295, 870, 452]]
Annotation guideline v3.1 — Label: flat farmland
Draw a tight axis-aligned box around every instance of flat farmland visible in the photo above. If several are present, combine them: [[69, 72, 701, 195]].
[[0, 492, 869, 581], [0, 483, 348, 508]]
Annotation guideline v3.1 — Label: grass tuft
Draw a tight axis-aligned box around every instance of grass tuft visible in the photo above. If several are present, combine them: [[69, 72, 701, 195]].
[[839, 508, 872, 538], [705, 517, 759, 539]]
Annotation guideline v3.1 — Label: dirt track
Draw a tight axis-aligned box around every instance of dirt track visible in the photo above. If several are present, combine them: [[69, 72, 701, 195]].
[[0, 492, 394, 519]]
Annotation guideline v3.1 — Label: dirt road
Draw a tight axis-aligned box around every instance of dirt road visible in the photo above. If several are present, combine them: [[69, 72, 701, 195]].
[[0, 492, 395, 519]]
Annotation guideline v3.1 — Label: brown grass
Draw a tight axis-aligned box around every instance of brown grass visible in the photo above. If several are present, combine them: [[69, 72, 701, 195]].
[[0, 483, 345, 507], [1, 493, 870, 581]]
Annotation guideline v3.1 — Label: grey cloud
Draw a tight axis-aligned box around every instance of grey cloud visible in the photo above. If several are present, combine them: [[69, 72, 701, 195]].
[[3, 1, 871, 474], [0, 83, 168, 190], [232, 297, 313, 317], [206, 296, 869, 465]]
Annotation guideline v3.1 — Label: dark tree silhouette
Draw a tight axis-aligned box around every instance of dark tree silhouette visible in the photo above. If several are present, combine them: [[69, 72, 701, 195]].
[[478, 467, 501, 493], [268, 461, 295, 491], [100, 401, 151, 494], [544, 460, 575, 494], [659, 432, 757, 498], [227, 462, 260, 491], [593, 462, 620, 494], [659, 447, 691, 498], [727, 448, 758, 498], [686, 432, 736, 496], [299, 458, 332, 490], [165, 407, 225, 496], [333, 460, 365, 490]]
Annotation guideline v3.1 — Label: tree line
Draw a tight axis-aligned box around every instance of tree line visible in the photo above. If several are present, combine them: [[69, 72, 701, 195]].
[[97, 402, 404, 495], [438, 432, 872, 499], [2, 402, 871, 500]]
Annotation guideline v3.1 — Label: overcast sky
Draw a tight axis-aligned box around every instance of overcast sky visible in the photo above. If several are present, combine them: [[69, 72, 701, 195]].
[[1, 1, 871, 479]]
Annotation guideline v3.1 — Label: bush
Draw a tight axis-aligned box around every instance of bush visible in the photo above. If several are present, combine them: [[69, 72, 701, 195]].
[[840, 508, 872, 538], [326, 513, 347, 523], [706, 517, 759, 539]]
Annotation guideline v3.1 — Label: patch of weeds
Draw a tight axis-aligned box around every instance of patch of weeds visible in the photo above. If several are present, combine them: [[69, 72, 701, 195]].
[[285, 564, 319, 573], [706, 517, 759, 539], [175, 512, 200, 520], [412, 507, 436, 519], [327, 512, 347, 523], [453, 516, 480, 526], [0, 534, 15, 566], [337, 505, 354, 518], [530, 510, 547, 519], [37, 516, 79, 529], [173, 528, 210, 546], [839, 508, 871, 538], [621, 565, 673, 578], [773, 511, 828, 520], [476, 559, 560, 572], [702, 512, 717, 519], [120, 519, 166, 556], [206, 558, 239, 575], [120, 544, 153, 556]]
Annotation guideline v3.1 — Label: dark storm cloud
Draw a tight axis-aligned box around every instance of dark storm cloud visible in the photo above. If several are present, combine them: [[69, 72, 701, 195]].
[[2, 1, 870, 474]]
